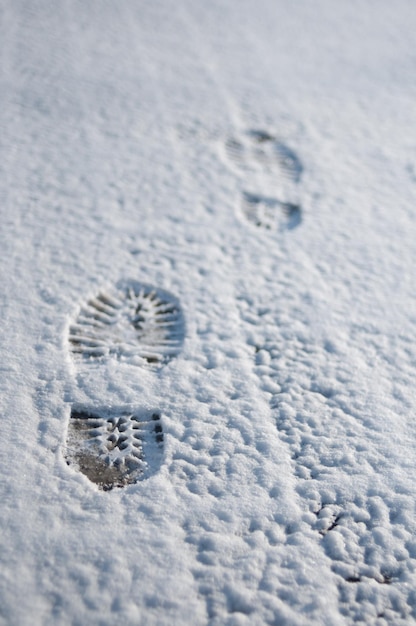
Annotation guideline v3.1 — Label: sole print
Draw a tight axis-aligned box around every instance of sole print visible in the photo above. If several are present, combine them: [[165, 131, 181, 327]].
[[65, 279, 185, 490], [69, 281, 184, 365], [239, 301, 416, 623], [66, 408, 164, 490], [224, 128, 303, 230]]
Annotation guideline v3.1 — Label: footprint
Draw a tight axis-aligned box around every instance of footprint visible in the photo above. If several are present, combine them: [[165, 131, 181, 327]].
[[65, 407, 164, 490], [225, 129, 303, 181], [65, 279, 184, 490], [225, 129, 303, 230], [242, 192, 301, 231], [69, 280, 185, 365]]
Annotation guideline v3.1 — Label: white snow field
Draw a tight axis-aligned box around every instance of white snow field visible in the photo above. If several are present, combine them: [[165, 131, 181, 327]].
[[1, 1, 416, 624]]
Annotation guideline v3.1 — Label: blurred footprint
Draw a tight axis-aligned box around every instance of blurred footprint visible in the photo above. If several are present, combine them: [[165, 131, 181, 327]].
[[225, 129, 303, 231]]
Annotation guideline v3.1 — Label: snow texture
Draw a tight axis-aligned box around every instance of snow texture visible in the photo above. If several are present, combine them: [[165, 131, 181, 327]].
[[1, 0, 416, 624]]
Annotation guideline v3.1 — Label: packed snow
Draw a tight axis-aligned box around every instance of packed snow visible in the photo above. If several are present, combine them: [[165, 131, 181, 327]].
[[1, 1, 416, 624]]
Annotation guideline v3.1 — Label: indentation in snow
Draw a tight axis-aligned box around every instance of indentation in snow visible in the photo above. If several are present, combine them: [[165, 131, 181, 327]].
[[225, 128, 303, 230], [65, 408, 164, 490], [69, 280, 185, 365]]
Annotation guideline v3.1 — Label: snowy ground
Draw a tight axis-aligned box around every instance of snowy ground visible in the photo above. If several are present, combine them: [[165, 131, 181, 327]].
[[1, 1, 416, 624]]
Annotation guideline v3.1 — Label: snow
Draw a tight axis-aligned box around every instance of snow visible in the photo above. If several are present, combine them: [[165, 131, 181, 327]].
[[1, 0, 416, 623]]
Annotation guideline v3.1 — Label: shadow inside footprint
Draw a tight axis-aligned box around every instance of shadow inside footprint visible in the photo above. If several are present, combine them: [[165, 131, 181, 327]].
[[65, 407, 164, 490]]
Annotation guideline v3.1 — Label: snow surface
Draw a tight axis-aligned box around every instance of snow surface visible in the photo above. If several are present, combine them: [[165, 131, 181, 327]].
[[1, 0, 416, 624]]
